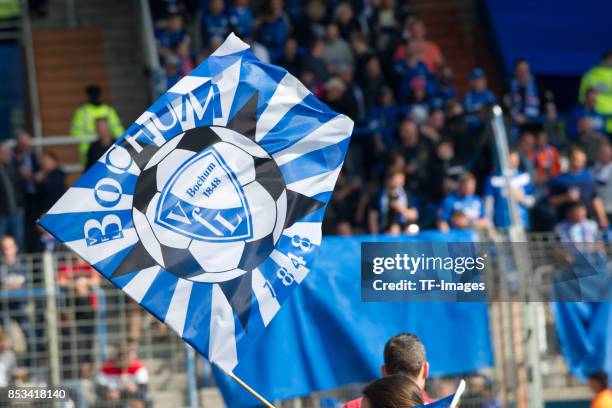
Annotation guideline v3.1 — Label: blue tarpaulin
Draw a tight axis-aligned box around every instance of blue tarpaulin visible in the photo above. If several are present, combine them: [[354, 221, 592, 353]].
[[553, 302, 612, 381], [213, 231, 493, 407]]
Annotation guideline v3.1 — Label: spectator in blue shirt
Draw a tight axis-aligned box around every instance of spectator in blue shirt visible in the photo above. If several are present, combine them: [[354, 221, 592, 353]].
[[463, 68, 497, 132], [484, 150, 535, 228], [368, 171, 419, 235], [256, 0, 289, 63], [504, 59, 553, 132], [438, 172, 488, 231], [202, 0, 229, 44], [228, 0, 254, 39], [156, 13, 189, 62], [568, 88, 607, 141], [547, 147, 608, 229], [395, 41, 434, 103]]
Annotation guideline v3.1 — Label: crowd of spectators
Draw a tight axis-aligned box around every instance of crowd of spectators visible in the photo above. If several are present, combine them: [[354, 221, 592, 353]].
[[149, 0, 612, 238]]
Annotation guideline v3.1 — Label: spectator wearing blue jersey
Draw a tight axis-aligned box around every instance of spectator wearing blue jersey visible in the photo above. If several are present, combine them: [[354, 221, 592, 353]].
[[547, 147, 608, 229], [438, 172, 488, 232], [395, 41, 433, 103], [228, 0, 253, 39], [484, 150, 535, 228], [463, 68, 497, 132], [368, 171, 419, 235], [504, 59, 553, 131], [156, 13, 189, 62], [256, 0, 289, 63], [202, 0, 229, 45], [569, 88, 607, 141]]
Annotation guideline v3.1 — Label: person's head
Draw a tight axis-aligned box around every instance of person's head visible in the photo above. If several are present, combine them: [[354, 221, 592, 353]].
[[602, 50, 612, 66], [450, 210, 469, 229], [338, 64, 354, 84], [585, 88, 597, 109], [565, 202, 587, 224], [284, 37, 298, 59], [596, 143, 612, 165], [535, 129, 549, 148], [399, 119, 418, 146], [305, 0, 326, 22], [409, 19, 426, 41], [85, 85, 102, 104], [428, 108, 445, 130], [0, 142, 11, 164], [114, 342, 138, 367], [310, 38, 325, 57], [41, 151, 59, 173], [508, 149, 520, 169], [385, 171, 405, 191], [386, 152, 406, 173], [326, 23, 340, 41], [458, 172, 477, 196], [366, 56, 382, 78], [436, 139, 454, 160], [518, 130, 536, 151], [577, 116, 593, 136], [514, 59, 531, 84], [568, 147, 587, 172], [336, 222, 352, 236], [208, 0, 224, 16], [469, 68, 487, 92], [588, 371, 609, 394], [409, 76, 427, 101], [0, 235, 18, 262], [362, 374, 424, 408], [324, 77, 345, 101], [334, 3, 353, 25], [380, 86, 394, 107], [96, 118, 113, 144], [382, 333, 429, 389], [16, 130, 33, 152]]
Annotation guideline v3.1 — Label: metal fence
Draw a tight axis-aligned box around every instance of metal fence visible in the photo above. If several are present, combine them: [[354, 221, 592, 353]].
[[0, 231, 601, 407]]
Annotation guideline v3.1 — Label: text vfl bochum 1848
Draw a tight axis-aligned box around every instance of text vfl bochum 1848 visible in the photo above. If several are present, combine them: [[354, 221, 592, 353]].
[[132, 125, 288, 283]]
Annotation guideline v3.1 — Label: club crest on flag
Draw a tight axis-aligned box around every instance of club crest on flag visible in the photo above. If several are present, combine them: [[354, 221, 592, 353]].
[[38, 33, 354, 373]]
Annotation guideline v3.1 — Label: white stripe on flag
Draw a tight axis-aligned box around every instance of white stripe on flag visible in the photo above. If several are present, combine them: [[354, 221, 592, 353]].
[[286, 164, 343, 198], [209, 284, 239, 372], [165, 278, 193, 337], [122, 266, 161, 303], [272, 114, 353, 166], [212, 60, 242, 127], [282, 222, 322, 246], [255, 73, 310, 142], [47, 188, 133, 214], [252, 268, 281, 326], [64, 228, 139, 265], [211, 32, 250, 56], [270, 249, 309, 284], [168, 75, 212, 95]]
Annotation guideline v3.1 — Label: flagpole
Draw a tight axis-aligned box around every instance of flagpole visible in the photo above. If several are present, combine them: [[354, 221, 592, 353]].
[[223, 369, 276, 408]]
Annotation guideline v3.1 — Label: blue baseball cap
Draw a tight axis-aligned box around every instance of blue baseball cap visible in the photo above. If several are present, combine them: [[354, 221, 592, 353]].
[[469, 68, 486, 80]]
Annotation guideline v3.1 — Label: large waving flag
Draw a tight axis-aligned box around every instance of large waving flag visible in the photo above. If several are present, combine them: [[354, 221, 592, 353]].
[[39, 33, 353, 373]]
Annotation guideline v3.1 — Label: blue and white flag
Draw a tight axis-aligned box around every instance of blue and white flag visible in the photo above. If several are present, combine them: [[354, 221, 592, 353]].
[[39, 33, 353, 372], [417, 380, 465, 408]]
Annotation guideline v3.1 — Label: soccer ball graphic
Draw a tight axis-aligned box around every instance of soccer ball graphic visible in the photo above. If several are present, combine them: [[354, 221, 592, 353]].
[[132, 126, 287, 283]]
